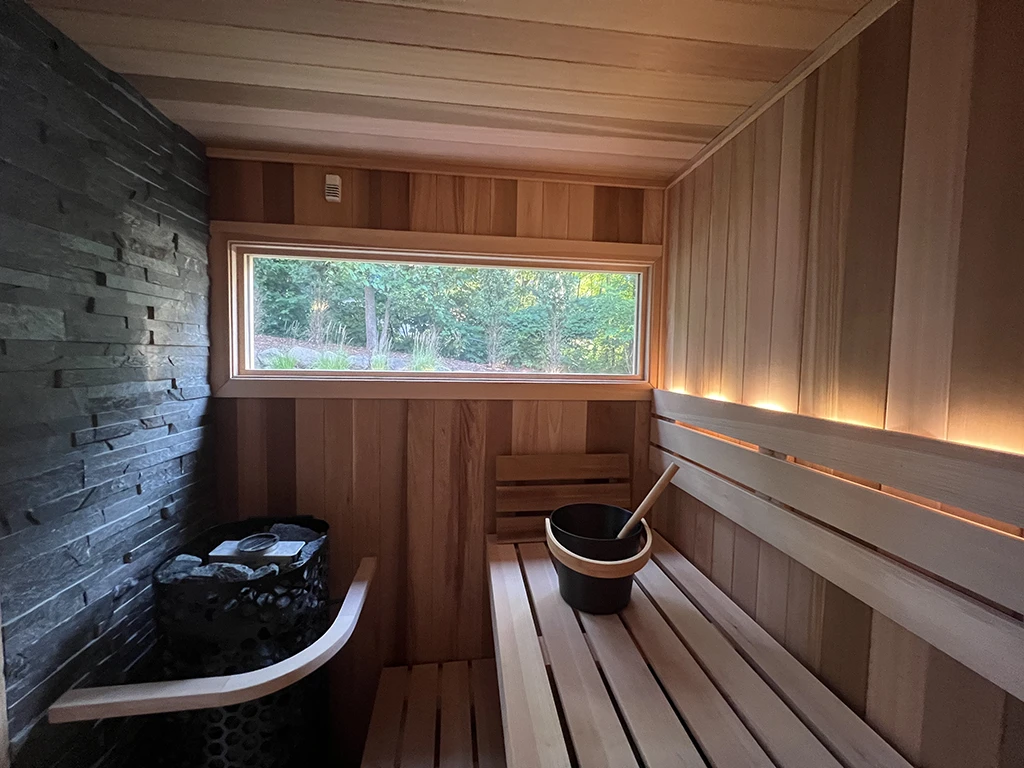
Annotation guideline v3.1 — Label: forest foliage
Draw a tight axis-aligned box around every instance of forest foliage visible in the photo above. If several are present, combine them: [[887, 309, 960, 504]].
[[252, 256, 639, 374]]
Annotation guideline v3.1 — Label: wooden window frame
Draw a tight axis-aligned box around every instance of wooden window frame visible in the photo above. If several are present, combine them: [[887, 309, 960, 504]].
[[210, 222, 663, 400]]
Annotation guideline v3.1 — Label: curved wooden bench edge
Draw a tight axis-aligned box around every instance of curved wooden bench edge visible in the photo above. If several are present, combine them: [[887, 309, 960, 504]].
[[48, 557, 377, 724]]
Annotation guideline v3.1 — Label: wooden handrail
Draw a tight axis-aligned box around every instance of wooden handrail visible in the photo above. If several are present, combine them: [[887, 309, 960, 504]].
[[48, 557, 376, 724]]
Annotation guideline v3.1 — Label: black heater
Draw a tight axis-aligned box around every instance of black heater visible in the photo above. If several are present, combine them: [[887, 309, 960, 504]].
[[151, 517, 331, 768]]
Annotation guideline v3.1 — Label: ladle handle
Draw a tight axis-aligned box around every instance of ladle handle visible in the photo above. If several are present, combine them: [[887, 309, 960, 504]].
[[616, 463, 679, 539]]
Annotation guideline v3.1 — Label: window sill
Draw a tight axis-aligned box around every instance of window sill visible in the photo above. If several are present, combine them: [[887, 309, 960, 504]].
[[214, 377, 653, 401]]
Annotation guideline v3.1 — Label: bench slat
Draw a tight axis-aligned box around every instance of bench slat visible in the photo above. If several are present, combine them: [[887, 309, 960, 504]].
[[495, 515, 547, 543], [361, 666, 408, 768], [650, 536, 913, 768], [649, 447, 1024, 702], [472, 659, 507, 768], [496, 482, 632, 513], [487, 542, 572, 768], [635, 559, 841, 768], [622, 586, 774, 768], [496, 453, 630, 482], [518, 543, 640, 768], [401, 664, 439, 768], [651, 418, 1024, 614], [580, 611, 705, 768], [441, 662, 473, 768]]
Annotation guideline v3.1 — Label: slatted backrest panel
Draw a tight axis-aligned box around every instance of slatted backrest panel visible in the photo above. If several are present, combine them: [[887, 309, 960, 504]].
[[495, 453, 631, 542], [649, 389, 1024, 703]]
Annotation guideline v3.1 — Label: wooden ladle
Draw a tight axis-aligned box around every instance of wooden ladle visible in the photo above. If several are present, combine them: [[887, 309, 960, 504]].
[[616, 462, 680, 539]]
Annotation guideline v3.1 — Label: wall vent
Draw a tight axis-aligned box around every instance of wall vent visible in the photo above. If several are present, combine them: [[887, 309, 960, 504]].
[[324, 174, 342, 203]]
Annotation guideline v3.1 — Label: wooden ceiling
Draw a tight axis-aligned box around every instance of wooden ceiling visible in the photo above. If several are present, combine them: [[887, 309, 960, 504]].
[[32, 0, 874, 184]]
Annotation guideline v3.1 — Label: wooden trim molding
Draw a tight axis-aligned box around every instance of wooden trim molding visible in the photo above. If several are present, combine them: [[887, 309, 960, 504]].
[[47, 558, 376, 723], [649, 448, 1024, 701], [216, 377, 653, 401], [652, 390, 1024, 530], [209, 222, 663, 399], [209, 221, 664, 263], [667, 0, 902, 187], [206, 147, 668, 190]]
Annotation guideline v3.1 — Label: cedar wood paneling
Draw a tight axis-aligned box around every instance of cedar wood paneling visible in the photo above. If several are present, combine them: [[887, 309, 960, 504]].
[[208, 159, 661, 761], [216, 397, 652, 762], [658, 1, 1024, 766]]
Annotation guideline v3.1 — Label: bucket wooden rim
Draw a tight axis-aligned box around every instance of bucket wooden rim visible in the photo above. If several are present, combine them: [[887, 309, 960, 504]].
[[545, 517, 653, 580]]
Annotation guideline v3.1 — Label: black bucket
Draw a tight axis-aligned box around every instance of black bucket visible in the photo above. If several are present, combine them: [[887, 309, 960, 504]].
[[548, 503, 645, 614]]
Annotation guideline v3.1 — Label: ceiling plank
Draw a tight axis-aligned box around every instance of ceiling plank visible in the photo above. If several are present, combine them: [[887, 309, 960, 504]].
[[670, 0, 901, 186], [353, 0, 855, 48], [88, 46, 746, 125], [131, 77, 720, 144], [151, 101, 699, 162], [31, 0, 809, 81], [189, 121, 686, 182], [41, 9, 773, 106]]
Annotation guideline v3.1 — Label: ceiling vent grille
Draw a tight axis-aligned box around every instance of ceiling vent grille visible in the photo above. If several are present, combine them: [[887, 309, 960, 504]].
[[324, 174, 342, 203]]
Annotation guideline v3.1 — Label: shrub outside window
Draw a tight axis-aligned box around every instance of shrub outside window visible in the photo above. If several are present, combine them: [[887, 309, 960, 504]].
[[222, 239, 654, 386], [249, 253, 641, 377]]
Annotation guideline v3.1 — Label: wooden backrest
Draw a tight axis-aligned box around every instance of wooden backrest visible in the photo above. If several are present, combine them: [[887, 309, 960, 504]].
[[494, 453, 631, 543], [649, 389, 1024, 703]]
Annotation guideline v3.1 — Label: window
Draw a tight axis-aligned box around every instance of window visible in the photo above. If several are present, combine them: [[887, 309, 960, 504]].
[[248, 254, 641, 377], [218, 234, 657, 391]]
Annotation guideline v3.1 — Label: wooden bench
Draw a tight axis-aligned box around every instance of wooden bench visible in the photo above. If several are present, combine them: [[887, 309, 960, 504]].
[[361, 660, 506, 768], [486, 532, 912, 768]]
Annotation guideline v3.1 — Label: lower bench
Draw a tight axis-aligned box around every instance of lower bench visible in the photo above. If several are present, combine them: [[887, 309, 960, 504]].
[[487, 531, 912, 768], [361, 659, 506, 768]]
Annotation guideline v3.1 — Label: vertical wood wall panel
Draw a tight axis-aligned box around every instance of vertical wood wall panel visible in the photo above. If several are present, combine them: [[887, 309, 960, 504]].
[[721, 126, 754, 403], [784, 560, 823, 673], [515, 180, 544, 237], [236, 399, 269, 518], [767, 76, 815, 413], [642, 188, 664, 246], [219, 397, 652, 760], [209, 162, 662, 251], [754, 541, 790, 644], [209, 159, 263, 221], [884, 0, 977, 440], [799, 45, 857, 420], [684, 162, 712, 395], [410, 173, 439, 232], [369, 170, 411, 230], [946, 0, 1024, 455], [667, 179, 693, 392], [566, 183, 596, 240], [658, 2, 1024, 766], [261, 162, 295, 224], [702, 147, 732, 396], [406, 399, 436, 663], [730, 526, 761, 618], [264, 399, 296, 517], [742, 102, 783, 406], [541, 182, 570, 239], [294, 399, 326, 520], [835, 1, 910, 428]]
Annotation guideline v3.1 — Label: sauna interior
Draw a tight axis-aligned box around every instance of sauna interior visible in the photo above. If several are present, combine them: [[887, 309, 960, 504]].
[[1, 0, 1023, 766]]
